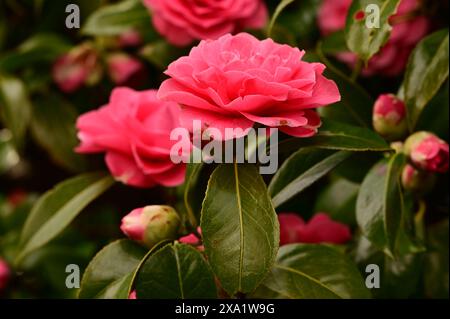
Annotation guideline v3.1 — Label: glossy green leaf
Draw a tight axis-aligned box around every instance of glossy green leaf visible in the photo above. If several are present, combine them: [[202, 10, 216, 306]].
[[201, 163, 279, 296], [183, 162, 215, 228], [0, 75, 32, 149], [79, 240, 147, 299], [82, 0, 150, 36], [136, 243, 217, 298], [424, 219, 449, 298], [16, 172, 115, 265], [356, 153, 406, 255], [0, 33, 70, 72], [415, 80, 449, 138], [276, 119, 390, 154], [251, 244, 371, 299], [345, 0, 401, 62], [315, 178, 359, 225], [0, 129, 19, 174], [30, 94, 86, 172], [270, 149, 351, 208], [402, 29, 449, 129], [139, 40, 187, 70], [314, 42, 374, 127]]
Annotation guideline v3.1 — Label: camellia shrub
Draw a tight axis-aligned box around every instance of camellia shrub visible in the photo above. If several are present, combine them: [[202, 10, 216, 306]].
[[0, 0, 448, 300]]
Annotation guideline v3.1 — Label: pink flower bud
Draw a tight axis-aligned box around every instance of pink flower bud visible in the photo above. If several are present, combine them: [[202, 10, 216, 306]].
[[401, 164, 436, 194], [0, 259, 10, 291], [179, 227, 204, 251], [128, 290, 137, 299], [405, 132, 449, 173], [372, 94, 408, 140], [120, 205, 181, 248], [118, 29, 143, 48], [52, 43, 100, 93], [279, 213, 351, 245], [107, 53, 146, 87]]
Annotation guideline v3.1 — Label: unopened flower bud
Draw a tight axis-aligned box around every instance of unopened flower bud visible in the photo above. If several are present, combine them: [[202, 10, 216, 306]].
[[120, 205, 180, 248], [372, 94, 408, 141], [401, 164, 436, 194], [404, 131, 449, 173], [118, 29, 143, 48], [52, 43, 101, 93], [107, 53, 146, 87], [128, 290, 137, 299], [0, 259, 10, 292]]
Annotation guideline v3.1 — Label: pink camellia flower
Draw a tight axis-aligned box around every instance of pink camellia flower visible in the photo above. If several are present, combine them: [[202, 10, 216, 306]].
[[278, 213, 351, 246], [76, 88, 189, 187], [372, 94, 408, 140], [121, 205, 181, 248], [317, 0, 429, 76], [317, 0, 352, 36], [142, 0, 268, 46], [405, 132, 449, 173], [107, 53, 146, 87], [158, 33, 340, 140], [52, 43, 100, 93], [0, 259, 10, 291]]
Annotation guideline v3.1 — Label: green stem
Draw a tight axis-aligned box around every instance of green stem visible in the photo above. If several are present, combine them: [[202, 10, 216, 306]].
[[351, 58, 364, 82]]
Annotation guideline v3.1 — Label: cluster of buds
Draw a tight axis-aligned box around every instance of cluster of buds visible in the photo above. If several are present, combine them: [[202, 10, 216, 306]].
[[120, 205, 181, 249], [372, 94, 449, 194], [52, 29, 146, 93], [401, 131, 449, 193]]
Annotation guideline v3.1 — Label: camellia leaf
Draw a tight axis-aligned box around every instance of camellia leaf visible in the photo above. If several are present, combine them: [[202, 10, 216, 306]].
[[136, 243, 217, 299], [268, 0, 296, 37], [356, 153, 406, 255], [30, 94, 86, 172], [183, 162, 215, 228], [0, 75, 32, 150], [345, 0, 401, 62], [269, 149, 352, 209], [315, 178, 360, 225], [16, 172, 115, 265], [276, 119, 390, 154], [82, 0, 150, 36], [0, 33, 70, 72], [402, 29, 449, 130], [251, 244, 371, 299], [139, 41, 187, 70], [316, 42, 374, 127], [79, 240, 147, 299], [201, 163, 279, 296]]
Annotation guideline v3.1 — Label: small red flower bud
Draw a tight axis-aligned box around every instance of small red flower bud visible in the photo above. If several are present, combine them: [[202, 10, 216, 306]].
[[106, 53, 146, 87], [120, 205, 181, 248], [372, 94, 408, 141], [401, 164, 436, 194], [52, 43, 101, 93], [405, 131, 449, 173]]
